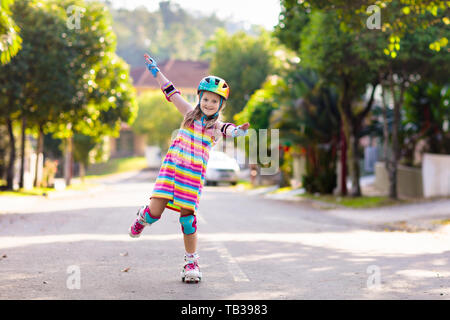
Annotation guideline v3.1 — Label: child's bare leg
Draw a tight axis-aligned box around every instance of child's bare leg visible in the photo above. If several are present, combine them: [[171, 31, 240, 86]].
[[148, 197, 170, 218], [129, 197, 169, 238], [180, 208, 197, 254]]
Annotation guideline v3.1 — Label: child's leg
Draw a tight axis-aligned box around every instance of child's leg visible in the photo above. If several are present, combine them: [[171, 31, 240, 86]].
[[179, 208, 202, 282], [129, 197, 169, 238], [180, 208, 197, 254], [148, 197, 170, 219]]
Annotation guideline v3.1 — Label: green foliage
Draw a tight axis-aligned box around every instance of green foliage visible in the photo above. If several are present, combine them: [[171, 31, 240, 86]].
[[0, 0, 22, 64], [271, 68, 340, 194], [234, 76, 287, 169], [73, 133, 97, 167], [302, 154, 337, 194], [290, 0, 449, 55], [209, 28, 276, 121], [401, 82, 450, 165], [0, 0, 138, 175], [131, 91, 183, 152], [235, 76, 286, 130]]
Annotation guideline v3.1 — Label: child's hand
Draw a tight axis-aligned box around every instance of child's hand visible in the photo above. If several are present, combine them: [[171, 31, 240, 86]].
[[231, 123, 250, 138], [239, 122, 250, 131], [144, 53, 160, 78]]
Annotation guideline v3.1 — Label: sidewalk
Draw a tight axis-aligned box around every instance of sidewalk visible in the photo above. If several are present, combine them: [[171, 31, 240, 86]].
[[244, 183, 450, 233], [0, 170, 147, 214]]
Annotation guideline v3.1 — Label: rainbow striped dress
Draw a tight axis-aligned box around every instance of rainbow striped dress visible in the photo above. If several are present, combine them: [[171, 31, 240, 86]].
[[150, 118, 222, 214]]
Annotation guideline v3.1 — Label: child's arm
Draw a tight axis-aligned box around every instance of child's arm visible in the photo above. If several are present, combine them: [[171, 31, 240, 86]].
[[144, 54, 194, 116], [216, 120, 250, 138]]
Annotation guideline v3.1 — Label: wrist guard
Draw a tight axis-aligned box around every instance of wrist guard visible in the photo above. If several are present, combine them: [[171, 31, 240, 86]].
[[145, 57, 160, 78], [231, 125, 248, 138], [161, 81, 180, 102]]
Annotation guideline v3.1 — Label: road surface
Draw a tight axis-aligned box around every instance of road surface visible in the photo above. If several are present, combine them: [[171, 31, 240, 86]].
[[0, 169, 449, 299]]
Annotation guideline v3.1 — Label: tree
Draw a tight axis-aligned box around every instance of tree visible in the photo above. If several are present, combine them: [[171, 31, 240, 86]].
[[0, 0, 22, 64], [276, 6, 379, 196], [289, 0, 449, 198], [399, 81, 449, 166], [234, 75, 287, 182], [300, 0, 449, 54], [208, 28, 276, 121], [47, 0, 138, 185], [132, 91, 183, 154], [375, 9, 449, 198], [271, 68, 341, 193], [0, 0, 137, 189]]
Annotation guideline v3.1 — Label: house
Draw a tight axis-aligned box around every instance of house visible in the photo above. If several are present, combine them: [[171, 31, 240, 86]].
[[109, 59, 210, 158]]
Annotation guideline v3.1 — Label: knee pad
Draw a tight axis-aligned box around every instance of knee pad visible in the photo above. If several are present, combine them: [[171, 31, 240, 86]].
[[179, 214, 197, 235], [143, 206, 160, 224]]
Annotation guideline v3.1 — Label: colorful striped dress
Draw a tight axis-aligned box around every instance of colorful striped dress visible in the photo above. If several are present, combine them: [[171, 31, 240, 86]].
[[150, 118, 223, 214]]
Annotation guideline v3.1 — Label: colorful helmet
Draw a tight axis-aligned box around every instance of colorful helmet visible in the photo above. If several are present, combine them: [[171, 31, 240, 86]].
[[197, 76, 230, 100]]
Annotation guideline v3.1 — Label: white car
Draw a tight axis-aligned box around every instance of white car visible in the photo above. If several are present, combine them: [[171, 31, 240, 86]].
[[205, 151, 240, 186], [145, 146, 162, 169]]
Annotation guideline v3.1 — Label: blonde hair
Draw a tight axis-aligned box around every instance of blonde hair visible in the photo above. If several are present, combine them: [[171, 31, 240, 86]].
[[181, 101, 225, 130]]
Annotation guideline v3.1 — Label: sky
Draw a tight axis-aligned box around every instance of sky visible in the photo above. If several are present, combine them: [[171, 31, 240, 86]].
[[109, 0, 282, 30]]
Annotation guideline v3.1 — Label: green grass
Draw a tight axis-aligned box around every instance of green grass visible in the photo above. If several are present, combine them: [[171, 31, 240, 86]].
[[432, 219, 450, 226], [85, 156, 148, 178], [0, 182, 99, 197], [0, 187, 55, 197], [235, 180, 253, 190], [234, 180, 279, 191], [0, 157, 145, 196], [268, 186, 293, 194], [298, 193, 403, 208]]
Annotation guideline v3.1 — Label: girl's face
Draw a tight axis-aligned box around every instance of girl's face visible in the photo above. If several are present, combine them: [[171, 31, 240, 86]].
[[200, 91, 224, 116]]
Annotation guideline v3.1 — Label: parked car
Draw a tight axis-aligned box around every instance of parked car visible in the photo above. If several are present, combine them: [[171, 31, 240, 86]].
[[205, 151, 240, 186], [145, 146, 162, 169]]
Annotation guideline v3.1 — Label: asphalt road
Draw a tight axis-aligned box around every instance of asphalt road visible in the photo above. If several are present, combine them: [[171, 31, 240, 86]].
[[0, 169, 449, 299]]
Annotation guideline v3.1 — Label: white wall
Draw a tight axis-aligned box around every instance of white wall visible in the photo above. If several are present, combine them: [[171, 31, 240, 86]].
[[422, 153, 450, 198]]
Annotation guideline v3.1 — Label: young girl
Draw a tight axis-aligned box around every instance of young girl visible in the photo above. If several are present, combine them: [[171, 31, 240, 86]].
[[128, 53, 250, 283]]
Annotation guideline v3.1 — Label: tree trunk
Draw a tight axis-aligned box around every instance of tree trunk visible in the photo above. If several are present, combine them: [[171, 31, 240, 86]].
[[385, 73, 406, 199], [337, 81, 351, 196], [79, 162, 86, 184], [64, 136, 73, 186], [381, 84, 395, 198], [348, 122, 361, 197], [19, 117, 26, 189], [6, 118, 16, 190], [339, 127, 347, 195], [338, 84, 361, 197], [34, 125, 44, 188]]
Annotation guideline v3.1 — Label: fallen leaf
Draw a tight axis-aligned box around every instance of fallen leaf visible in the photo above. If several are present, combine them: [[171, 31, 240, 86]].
[[121, 267, 130, 273], [120, 252, 128, 257]]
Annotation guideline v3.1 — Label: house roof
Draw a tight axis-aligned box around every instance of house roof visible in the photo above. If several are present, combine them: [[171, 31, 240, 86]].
[[131, 59, 210, 89]]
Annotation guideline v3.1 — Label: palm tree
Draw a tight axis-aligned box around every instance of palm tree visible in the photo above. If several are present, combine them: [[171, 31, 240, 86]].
[[271, 68, 341, 193]]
